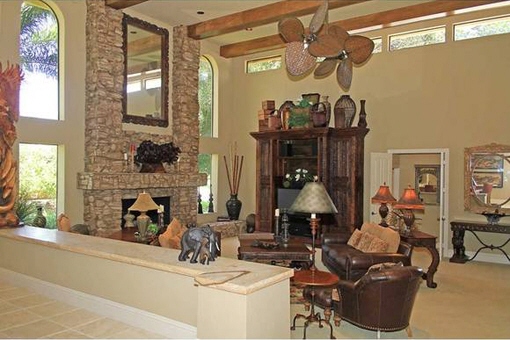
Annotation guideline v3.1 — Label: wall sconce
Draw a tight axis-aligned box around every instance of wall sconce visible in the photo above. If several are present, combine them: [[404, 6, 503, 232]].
[[371, 182, 397, 227], [289, 182, 338, 270], [128, 191, 160, 239], [393, 185, 424, 234]]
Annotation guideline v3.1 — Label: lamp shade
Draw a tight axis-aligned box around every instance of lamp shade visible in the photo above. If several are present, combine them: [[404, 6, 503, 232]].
[[394, 186, 424, 210], [128, 192, 160, 212], [371, 183, 397, 204], [289, 182, 338, 214]]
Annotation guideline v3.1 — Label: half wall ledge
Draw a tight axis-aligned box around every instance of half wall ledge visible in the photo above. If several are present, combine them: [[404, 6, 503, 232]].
[[77, 172, 207, 190]]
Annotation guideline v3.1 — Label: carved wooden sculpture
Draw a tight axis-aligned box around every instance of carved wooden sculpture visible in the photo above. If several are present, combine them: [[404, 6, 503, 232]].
[[0, 62, 23, 227]]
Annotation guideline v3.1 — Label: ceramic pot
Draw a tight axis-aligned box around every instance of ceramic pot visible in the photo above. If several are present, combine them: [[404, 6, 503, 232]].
[[334, 95, 356, 128], [358, 99, 368, 128], [226, 194, 242, 220]]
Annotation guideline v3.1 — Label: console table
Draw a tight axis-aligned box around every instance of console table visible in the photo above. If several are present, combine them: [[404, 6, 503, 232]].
[[450, 220, 510, 263], [399, 230, 439, 288]]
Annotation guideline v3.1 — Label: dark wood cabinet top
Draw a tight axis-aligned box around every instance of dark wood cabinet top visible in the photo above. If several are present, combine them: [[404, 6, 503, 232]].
[[250, 127, 369, 140]]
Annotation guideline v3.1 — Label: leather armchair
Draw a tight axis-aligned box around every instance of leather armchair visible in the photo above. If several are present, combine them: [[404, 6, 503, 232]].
[[321, 231, 413, 281], [305, 266, 423, 338], [336, 266, 423, 336]]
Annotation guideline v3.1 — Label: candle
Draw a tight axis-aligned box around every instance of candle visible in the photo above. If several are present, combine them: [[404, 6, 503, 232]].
[[275, 208, 280, 217], [158, 204, 164, 213], [311, 213, 316, 219], [123, 153, 128, 161]]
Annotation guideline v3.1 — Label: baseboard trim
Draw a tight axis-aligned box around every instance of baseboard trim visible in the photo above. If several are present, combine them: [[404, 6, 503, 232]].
[[0, 268, 197, 339], [444, 249, 510, 265]]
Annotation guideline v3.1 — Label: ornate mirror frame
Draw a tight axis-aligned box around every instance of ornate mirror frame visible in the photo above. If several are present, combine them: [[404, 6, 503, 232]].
[[415, 164, 440, 205], [464, 143, 510, 214], [122, 14, 169, 127]]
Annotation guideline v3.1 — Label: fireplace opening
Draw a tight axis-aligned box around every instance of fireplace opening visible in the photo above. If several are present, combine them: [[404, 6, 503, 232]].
[[121, 196, 171, 228]]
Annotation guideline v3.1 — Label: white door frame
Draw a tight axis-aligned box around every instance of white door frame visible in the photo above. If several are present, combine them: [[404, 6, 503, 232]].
[[387, 148, 450, 259]]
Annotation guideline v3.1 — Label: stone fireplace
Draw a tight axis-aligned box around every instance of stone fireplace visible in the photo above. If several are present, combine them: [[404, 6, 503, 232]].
[[78, 1, 205, 236]]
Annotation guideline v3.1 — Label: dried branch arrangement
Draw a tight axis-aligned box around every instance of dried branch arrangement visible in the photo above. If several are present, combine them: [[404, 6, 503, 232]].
[[223, 142, 244, 196]]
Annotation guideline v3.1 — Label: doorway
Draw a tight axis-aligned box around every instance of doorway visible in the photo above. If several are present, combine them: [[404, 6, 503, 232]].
[[370, 149, 449, 259]]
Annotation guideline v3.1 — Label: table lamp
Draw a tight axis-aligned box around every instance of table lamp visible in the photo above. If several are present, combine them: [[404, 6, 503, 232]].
[[371, 182, 397, 227], [289, 182, 338, 270], [128, 192, 160, 239], [393, 185, 424, 234]]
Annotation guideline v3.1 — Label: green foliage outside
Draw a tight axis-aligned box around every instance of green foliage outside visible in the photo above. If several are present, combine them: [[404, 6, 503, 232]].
[[455, 19, 510, 40], [246, 56, 282, 73], [199, 57, 213, 137], [20, 1, 58, 78], [19, 144, 57, 228]]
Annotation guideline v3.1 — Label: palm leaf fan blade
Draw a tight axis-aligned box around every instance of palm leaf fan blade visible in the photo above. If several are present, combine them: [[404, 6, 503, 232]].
[[285, 41, 316, 76], [337, 58, 353, 89], [328, 25, 349, 43], [278, 17, 304, 43], [314, 58, 337, 77], [345, 35, 375, 64], [308, 34, 344, 58], [309, 0, 329, 34]]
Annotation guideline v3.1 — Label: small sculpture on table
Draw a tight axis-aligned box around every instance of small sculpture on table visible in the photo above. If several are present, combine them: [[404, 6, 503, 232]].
[[178, 224, 219, 264]]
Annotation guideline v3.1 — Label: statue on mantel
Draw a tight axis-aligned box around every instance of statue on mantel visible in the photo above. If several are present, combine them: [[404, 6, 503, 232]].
[[0, 62, 23, 227]]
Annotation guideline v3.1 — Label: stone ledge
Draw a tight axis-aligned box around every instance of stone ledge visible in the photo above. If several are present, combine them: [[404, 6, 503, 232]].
[[77, 172, 207, 190]]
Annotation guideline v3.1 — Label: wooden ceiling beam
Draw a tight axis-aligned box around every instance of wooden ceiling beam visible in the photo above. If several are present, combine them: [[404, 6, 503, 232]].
[[219, 0, 502, 58], [188, 0, 370, 40], [105, 0, 149, 10]]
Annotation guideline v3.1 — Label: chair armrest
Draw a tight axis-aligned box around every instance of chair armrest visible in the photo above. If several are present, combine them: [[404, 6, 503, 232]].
[[322, 232, 351, 245]]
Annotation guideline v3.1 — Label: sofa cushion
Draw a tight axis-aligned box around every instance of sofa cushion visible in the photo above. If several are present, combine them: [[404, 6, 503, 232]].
[[366, 236, 389, 253], [159, 218, 186, 249], [356, 232, 375, 252], [347, 229, 363, 248], [361, 222, 400, 253]]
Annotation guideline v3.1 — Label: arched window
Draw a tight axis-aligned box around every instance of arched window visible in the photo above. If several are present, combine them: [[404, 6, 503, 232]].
[[198, 55, 218, 214], [19, 0, 59, 120], [198, 56, 213, 137]]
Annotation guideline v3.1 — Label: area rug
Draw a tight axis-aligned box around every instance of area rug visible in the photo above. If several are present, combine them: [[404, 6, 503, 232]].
[[290, 280, 306, 304]]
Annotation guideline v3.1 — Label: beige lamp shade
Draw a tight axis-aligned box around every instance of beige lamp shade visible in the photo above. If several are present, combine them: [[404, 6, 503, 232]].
[[289, 182, 338, 214], [371, 183, 397, 204], [128, 192, 160, 212], [394, 185, 424, 211]]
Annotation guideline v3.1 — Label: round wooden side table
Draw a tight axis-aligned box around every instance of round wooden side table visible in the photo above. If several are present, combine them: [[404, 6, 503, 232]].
[[291, 269, 339, 339]]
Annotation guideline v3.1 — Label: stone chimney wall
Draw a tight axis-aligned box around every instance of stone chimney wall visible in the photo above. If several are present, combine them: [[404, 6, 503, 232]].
[[79, 0, 205, 236]]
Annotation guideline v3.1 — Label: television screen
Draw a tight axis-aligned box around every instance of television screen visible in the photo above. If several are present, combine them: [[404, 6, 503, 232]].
[[277, 188, 301, 210]]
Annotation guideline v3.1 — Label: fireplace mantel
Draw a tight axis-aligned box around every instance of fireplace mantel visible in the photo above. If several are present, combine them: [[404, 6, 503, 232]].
[[77, 172, 207, 190]]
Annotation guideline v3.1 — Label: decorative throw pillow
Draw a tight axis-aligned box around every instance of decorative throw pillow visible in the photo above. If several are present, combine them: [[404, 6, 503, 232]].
[[367, 261, 404, 273], [347, 229, 363, 248], [356, 232, 375, 252], [159, 218, 185, 249], [366, 236, 389, 253]]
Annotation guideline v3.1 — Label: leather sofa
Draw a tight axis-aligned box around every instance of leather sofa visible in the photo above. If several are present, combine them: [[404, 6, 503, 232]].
[[321, 223, 413, 281]]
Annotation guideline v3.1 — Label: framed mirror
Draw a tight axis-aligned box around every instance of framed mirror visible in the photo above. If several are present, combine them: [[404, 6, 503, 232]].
[[415, 164, 440, 205], [464, 143, 510, 215], [122, 14, 169, 127]]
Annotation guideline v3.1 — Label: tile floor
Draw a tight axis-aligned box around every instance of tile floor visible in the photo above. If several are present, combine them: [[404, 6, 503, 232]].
[[0, 280, 164, 339]]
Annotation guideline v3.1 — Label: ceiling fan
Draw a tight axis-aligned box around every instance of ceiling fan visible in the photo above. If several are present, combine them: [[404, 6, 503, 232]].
[[278, 0, 343, 77], [278, 0, 374, 89], [314, 25, 375, 89]]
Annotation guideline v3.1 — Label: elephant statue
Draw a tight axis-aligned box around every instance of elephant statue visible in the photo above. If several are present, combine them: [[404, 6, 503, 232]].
[[178, 224, 219, 264]]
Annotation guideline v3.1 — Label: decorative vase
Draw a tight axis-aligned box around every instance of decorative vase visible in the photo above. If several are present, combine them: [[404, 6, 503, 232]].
[[334, 95, 356, 128], [33, 206, 47, 228], [310, 95, 331, 127], [226, 194, 242, 220], [358, 99, 368, 128], [279, 100, 295, 130], [140, 162, 166, 173]]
